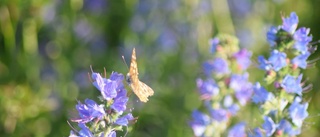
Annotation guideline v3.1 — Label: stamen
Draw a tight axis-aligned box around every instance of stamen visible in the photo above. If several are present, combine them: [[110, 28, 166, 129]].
[[67, 120, 79, 133], [302, 83, 313, 93]]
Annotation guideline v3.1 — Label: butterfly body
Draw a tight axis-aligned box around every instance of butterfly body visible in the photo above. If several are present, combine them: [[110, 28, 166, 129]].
[[126, 48, 154, 102]]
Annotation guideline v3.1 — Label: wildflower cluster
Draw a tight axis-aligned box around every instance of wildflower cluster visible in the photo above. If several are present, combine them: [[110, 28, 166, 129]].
[[190, 34, 253, 136], [250, 12, 315, 136], [69, 70, 134, 137], [190, 12, 318, 137]]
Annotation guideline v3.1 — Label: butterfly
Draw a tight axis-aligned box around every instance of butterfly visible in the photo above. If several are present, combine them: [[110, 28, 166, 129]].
[[126, 48, 154, 102]]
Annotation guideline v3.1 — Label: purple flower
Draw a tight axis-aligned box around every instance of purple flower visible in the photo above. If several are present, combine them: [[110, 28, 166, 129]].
[[83, 0, 106, 14], [230, 73, 253, 105], [281, 12, 299, 34], [102, 79, 118, 100], [277, 119, 292, 135], [252, 82, 274, 104], [158, 29, 178, 52], [209, 38, 220, 53], [78, 123, 93, 137], [235, 85, 253, 106], [203, 58, 230, 75], [110, 72, 125, 87], [212, 58, 230, 74], [196, 78, 219, 99], [115, 113, 134, 126], [203, 61, 214, 76], [189, 110, 210, 136], [277, 119, 301, 136], [292, 52, 310, 69], [288, 97, 308, 127], [228, 122, 246, 137], [210, 108, 229, 122], [70, 70, 133, 136], [233, 49, 252, 70], [73, 99, 105, 123], [223, 96, 240, 115], [227, 104, 240, 115], [281, 74, 303, 95], [248, 128, 263, 137], [268, 50, 287, 71], [258, 50, 287, 71], [223, 95, 234, 107], [92, 72, 117, 100], [73, 19, 94, 42], [92, 72, 106, 92], [266, 26, 279, 47], [293, 27, 312, 54], [229, 73, 250, 92], [262, 116, 276, 136], [228, 0, 252, 17], [111, 94, 128, 114], [110, 74, 128, 114], [258, 56, 272, 71]]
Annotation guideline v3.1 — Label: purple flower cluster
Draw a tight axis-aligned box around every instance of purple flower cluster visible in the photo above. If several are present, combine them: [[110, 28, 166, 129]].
[[250, 100, 307, 136], [251, 12, 313, 137], [251, 83, 274, 104], [190, 35, 253, 136], [69, 71, 134, 136], [258, 50, 287, 71], [189, 110, 210, 136], [264, 12, 313, 71], [191, 12, 316, 137], [228, 122, 246, 137], [229, 73, 253, 105]]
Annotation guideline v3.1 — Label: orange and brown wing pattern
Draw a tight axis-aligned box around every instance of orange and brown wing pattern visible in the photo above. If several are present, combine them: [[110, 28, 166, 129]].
[[127, 48, 154, 102], [129, 48, 139, 84], [137, 81, 154, 102]]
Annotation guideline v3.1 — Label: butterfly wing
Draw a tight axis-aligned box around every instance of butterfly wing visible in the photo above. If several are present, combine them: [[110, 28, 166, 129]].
[[128, 48, 154, 102], [128, 48, 139, 86], [137, 81, 154, 102]]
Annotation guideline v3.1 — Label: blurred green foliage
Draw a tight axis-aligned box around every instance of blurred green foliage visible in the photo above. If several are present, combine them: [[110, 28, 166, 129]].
[[0, 0, 320, 136]]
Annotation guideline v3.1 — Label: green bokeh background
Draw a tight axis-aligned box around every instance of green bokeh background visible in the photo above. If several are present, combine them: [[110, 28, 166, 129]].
[[0, 0, 319, 136]]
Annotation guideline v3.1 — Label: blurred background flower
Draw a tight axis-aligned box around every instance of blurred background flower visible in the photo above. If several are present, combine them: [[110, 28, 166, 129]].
[[0, 0, 320, 136]]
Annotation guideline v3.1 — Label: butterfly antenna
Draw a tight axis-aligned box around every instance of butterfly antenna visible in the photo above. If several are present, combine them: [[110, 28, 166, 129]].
[[122, 55, 130, 71]]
